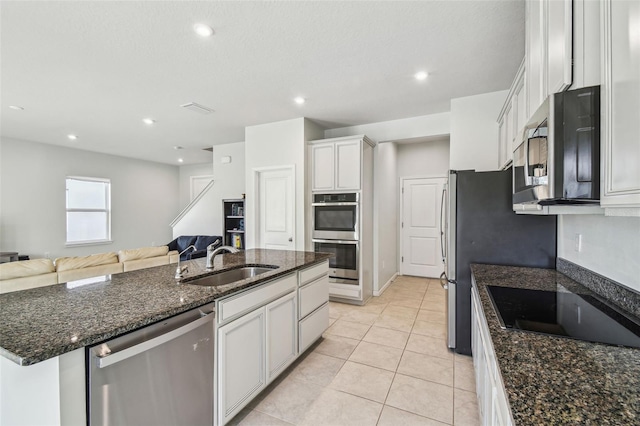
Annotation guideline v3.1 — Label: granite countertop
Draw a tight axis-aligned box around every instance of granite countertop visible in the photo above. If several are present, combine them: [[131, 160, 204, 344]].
[[471, 263, 640, 425], [0, 249, 331, 366]]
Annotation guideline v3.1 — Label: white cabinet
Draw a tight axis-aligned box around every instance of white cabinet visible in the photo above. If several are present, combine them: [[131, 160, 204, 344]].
[[310, 135, 374, 192], [217, 307, 266, 425], [600, 0, 640, 215], [546, 0, 573, 94], [526, 0, 572, 117], [311, 143, 335, 191], [297, 261, 329, 352], [497, 59, 525, 169], [216, 263, 329, 425], [266, 291, 297, 383], [471, 280, 513, 426]]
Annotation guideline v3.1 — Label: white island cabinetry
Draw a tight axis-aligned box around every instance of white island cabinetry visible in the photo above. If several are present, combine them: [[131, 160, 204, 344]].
[[216, 261, 329, 425]]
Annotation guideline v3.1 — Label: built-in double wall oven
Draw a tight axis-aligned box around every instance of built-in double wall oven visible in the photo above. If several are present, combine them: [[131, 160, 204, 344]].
[[312, 193, 359, 284]]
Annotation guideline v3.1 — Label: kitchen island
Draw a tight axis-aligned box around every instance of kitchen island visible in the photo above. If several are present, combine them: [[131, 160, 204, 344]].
[[471, 264, 640, 425], [0, 249, 331, 425]]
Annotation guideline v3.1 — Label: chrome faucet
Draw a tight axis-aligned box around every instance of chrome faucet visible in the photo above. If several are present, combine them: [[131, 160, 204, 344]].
[[175, 245, 197, 280], [206, 245, 239, 269]]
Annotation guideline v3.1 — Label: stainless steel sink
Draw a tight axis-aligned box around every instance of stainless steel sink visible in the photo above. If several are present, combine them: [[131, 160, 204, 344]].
[[183, 265, 278, 287]]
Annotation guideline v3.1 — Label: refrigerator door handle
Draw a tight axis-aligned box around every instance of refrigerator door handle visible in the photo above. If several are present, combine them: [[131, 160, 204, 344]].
[[439, 272, 448, 289], [440, 187, 447, 262]]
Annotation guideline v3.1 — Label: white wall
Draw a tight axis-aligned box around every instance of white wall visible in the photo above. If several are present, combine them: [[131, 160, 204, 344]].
[[558, 215, 640, 291], [450, 90, 508, 171], [325, 112, 450, 142], [397, 139, 450, 177], [172, 142, 245, 239], [178, 162, 214, 209], [244, 118, 323, 250], [0, 137, 179, 259], [373, 142, 399, 293]]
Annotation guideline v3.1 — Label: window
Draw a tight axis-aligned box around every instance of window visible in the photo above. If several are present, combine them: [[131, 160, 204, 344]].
[[66, 177, 111, 245]]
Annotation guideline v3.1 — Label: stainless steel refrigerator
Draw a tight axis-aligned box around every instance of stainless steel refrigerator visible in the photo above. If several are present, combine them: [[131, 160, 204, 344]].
[[441, 169, 557, 355]]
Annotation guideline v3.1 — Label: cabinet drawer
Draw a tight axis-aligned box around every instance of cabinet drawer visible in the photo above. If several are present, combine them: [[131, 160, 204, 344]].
[[299, 302, 329, 353], [299, 261, 328, 286], [329, 283, 361, 299], [299, 275, 329, 319], [218, 273, 296, 324]]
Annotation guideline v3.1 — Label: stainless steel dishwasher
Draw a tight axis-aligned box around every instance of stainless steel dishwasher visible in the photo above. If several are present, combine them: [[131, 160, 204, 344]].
[[88, 303, 215, 426]]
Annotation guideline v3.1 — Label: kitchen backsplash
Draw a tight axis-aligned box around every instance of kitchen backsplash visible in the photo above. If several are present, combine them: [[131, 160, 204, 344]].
[[557, 257, 640, 318]]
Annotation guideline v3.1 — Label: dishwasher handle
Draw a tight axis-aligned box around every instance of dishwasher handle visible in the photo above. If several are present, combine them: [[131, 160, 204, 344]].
[[95, 307, 215, 369]]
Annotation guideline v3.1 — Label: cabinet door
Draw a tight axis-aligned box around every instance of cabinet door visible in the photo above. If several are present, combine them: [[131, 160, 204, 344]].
[[266, 291, 297, 383], [335, 140, 361, 190], [601, 0, 640, 211], [311, 143, 335, 191], [546, 0, 572, 94], [498, 117, 507, 169], [526, 0, 546, 117], [504, 103, 514, 166], [218, 308, 266, 425], [514, 72, 527, 150]]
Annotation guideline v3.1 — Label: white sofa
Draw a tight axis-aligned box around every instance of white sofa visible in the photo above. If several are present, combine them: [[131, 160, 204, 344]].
[[0, 246, 179, 294]]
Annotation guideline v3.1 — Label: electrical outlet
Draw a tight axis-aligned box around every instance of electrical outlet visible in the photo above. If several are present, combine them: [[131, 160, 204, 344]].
[[151, 241, 156, 247], [44, 251, 50, 259], [382, 261, 385, 269], [574, 234, 582, 252]]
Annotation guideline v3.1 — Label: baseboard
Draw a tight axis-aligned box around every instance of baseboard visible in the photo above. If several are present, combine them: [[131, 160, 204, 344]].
[[373, 272, 398, 296]]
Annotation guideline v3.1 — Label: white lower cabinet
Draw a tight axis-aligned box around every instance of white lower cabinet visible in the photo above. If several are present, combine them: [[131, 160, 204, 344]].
[[471, 280, 513, 426], [217, 307, 266, 425], [266, 291, 298, 383], [216, 263, 329, 425]]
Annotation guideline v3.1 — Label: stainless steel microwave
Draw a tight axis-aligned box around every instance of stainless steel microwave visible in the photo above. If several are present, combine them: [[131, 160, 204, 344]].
[[312, 193, 359, 240], [513, 86, 600, 211]]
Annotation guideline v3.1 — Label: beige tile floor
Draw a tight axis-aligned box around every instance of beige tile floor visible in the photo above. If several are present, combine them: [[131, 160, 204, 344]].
[[229, 275, 480, 426]]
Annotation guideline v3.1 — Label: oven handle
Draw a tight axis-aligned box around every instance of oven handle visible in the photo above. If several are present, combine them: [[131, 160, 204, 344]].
[[312, 239, 358, 245], [311, 202, 359, 207]]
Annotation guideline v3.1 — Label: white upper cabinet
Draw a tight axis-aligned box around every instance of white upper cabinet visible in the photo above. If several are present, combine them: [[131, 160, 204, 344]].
[[311, 143, 334, 191], [526, 0, 573, 117], [497, 59, 525, 170], [546, 0, 573, 94], [335, 140, 361, 190], [526, 0, 546, 116], [310, 135, 374, 192], [600, 0, 640, 214]]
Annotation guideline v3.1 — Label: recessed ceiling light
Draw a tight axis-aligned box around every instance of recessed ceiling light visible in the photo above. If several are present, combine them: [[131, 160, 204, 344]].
[[193, 23, 214, 37], [9, 105, 24, 111], [67, 134, 78, 141], [415, 71, 428, 81], [177, 158, 184, 163], [294, 97, 305, 105], [173, 146, 184, 150], [142, 118, 155, 125]]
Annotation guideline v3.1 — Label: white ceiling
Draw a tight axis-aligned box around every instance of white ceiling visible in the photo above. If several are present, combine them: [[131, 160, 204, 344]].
[[1, 1, 525, 165]]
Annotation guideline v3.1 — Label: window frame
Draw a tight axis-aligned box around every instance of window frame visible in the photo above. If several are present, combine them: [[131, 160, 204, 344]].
[[65, 176, 112, 246]]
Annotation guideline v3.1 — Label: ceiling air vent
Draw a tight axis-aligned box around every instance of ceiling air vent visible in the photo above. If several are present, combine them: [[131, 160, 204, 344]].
[[180, 102, 214, 114]]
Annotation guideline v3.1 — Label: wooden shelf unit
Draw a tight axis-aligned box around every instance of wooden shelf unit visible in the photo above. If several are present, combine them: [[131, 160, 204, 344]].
[[223, 199, 245, 249]]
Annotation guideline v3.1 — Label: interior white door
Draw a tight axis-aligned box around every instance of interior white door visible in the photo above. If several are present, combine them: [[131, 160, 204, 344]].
[[258, 167, 295, 250], [401, 177, 446, 277]]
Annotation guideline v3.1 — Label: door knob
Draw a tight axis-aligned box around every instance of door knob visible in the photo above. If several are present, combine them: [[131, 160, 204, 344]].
[[288, 237, 293, 242]]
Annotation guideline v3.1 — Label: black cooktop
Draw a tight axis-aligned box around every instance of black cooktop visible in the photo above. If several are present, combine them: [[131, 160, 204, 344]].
[[486, 285, 640, 349]]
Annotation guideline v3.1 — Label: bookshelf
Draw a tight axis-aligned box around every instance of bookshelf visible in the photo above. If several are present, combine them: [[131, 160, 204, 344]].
[[223, 199, 245, 249]]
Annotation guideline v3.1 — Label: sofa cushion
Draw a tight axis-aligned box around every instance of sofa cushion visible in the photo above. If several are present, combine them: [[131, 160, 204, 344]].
[[0, 273, 59, 294], [118, 246, 169, 262], [122, 256, 169, 272], [168, 236, 197, 252], [194, 235, 222, 251], [55, 252, 119, 272], [57, 262, 124, 283], [0, 259, 55, 280]]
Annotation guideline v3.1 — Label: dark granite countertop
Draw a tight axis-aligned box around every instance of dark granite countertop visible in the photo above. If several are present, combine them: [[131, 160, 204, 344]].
[[0, 249, 331, 366], [471, 263, 640, 426]]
